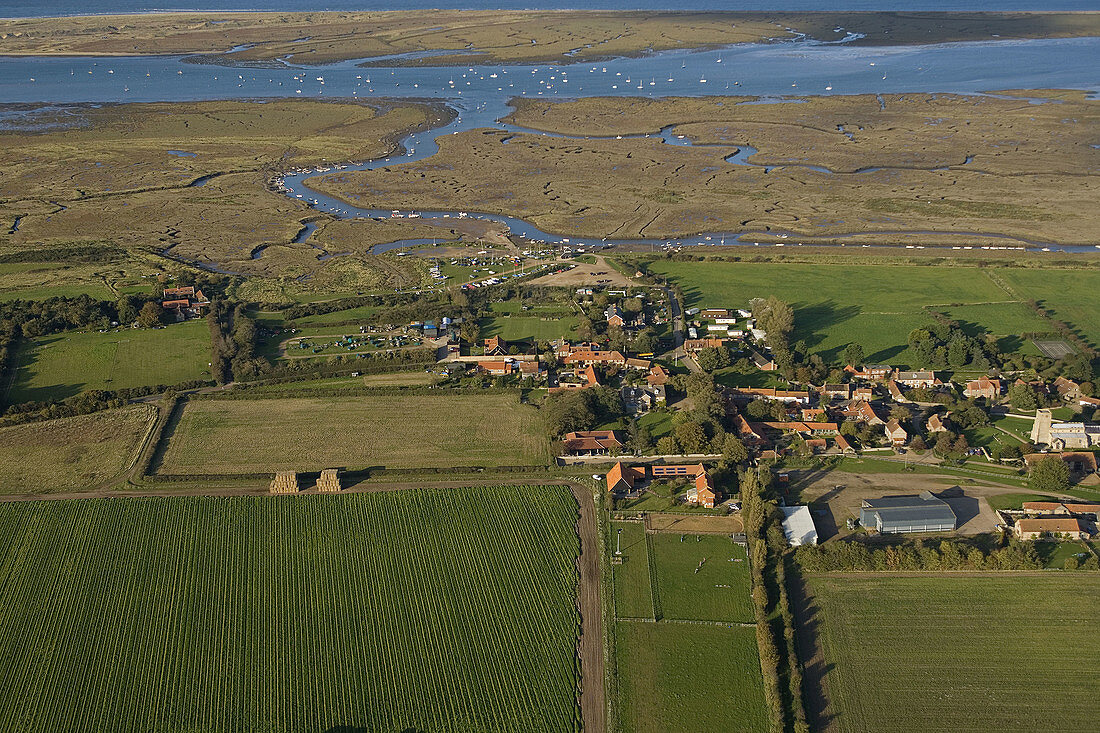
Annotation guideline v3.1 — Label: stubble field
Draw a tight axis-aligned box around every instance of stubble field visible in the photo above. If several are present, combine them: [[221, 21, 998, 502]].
[[0, 488, 582, 732], [156, 393, 550, 474], [0, 405, 155, 494], [805, 573, 1100, 731]]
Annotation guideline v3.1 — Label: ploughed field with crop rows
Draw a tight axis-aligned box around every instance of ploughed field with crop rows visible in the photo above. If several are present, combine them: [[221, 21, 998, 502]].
[[0, 488, 581, 732], [807, 574, 1100, 732]]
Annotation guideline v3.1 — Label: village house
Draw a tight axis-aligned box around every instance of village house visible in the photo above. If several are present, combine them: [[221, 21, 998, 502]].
[[927, 413, 949, 433], [562, 430, 624, 455], [1054, 376, 1082, 402], [852, 387, 874, 401], [482, 336, 509, 356], [843, 400, 886, 426], [887, 380, 906, 403], [1014, 517, 1091, 541], [734, 414, 766, 445], [821, 384, 851, 400], [605, 462, 717, 507], [550, 365, 600, 392], [847, 364, 892, 381], [884, 419, 908, 447], [894, 370, 937, 388], [751, 350, 777, 371], [833, 434, 857, 454], [757, 421, 839, 436], [517, 360, 544, 380], [477, 360, 514, 376], [964, 376, 1001, 400], [605, 304, 625, 328], [647, 364, 669, 387]]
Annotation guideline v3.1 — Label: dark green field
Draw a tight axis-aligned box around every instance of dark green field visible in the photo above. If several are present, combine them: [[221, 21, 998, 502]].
[[8, 321, 211, 402], [806, 573, 1100, 732], [0, 488, 581, 732], [648, 260, 1094, 363]]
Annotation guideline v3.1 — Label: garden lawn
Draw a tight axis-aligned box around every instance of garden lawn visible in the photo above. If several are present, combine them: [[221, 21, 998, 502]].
[[157, 393, 549, 473], [651, 533, 753, 623], [0, 406, 155, 494], [0, 488, 581, 732], [8, 320, 211, 402], [615, 621, 767, 733], [807, 573, 1100, 732]]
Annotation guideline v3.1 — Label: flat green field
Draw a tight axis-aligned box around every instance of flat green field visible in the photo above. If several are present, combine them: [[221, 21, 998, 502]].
[[610, 524, 766, 731], [8, 321, 211, 403], [481, 315, 578, 342], [611, 521, 654, 619], [0, 488, 581, 732], [999, 268, 1100, 348], [807, 574, 1100, 732], [0, 406, 155, 494], [615, 621, 768, 733], [157, 393, 549, 473], [650, 260, 1090, 364], [652, 533, 754, 623]]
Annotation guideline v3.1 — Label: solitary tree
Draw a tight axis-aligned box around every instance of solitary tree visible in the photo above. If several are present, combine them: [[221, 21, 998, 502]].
[[137, 301, 164, 329], [1029, 455, 1071, 493]]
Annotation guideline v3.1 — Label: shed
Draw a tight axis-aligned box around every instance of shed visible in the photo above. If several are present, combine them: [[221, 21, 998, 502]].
[[859, 491, 957, 534], [780, 506, 818, 546]]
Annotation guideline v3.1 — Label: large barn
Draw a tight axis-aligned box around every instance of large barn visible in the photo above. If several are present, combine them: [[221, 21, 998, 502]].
[[859, 492, 957, 534]]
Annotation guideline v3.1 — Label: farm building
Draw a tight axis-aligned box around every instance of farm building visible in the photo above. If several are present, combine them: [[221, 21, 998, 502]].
[[1024, 452, 1098, 479], [859, 492, 957, 534], [1021, 501, 1100, 517], [780, 506, 818, 546], [1014, 517, 1091, 541], [562, 430, 623, 455]]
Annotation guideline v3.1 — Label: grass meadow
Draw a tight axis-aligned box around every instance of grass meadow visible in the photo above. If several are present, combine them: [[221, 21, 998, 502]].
[[157, 393, 549, 473], [648, 260, 1093, 364], [651, 533, 754, 623], [9, 321, 211, 402], [480, 314, 578, 342], [807, 574, 1100, 731], [0, 488, 581, 732], [611, 521, 654, 619], [611, 525, 766, 731], [0, 406, 155, 494], [615, 622, 768, 733]]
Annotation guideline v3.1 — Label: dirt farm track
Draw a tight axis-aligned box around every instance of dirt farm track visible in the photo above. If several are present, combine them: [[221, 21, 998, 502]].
[[0, 476, 607, 732]]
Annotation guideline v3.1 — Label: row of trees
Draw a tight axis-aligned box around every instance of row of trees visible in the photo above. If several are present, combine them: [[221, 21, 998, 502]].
[[794, 537, 1053, 572]]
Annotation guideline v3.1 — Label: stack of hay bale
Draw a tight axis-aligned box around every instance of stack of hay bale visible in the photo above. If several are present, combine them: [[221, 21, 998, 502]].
[[269, 470, 299, 494], [316, 468, 342, 493]]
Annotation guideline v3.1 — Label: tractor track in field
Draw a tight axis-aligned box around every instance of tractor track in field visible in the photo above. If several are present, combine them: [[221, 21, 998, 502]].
[[0, 474, 607, 732]]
